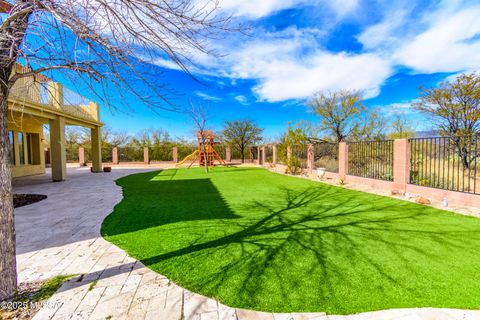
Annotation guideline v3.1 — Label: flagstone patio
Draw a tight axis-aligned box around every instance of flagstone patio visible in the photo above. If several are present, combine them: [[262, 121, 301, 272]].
[[12, 167, 480, 320]]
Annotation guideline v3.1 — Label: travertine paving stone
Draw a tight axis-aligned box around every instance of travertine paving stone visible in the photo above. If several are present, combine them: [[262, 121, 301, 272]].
[[11, 167, 480, 320]]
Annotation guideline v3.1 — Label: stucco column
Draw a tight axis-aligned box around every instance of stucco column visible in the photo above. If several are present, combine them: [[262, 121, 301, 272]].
[[272, 144, 277, 166], [261, 146, 266, 165], [48, 82, 63, 110], [257, 147, 260, 164], [307, 143, 314, 175], [91, 126, 102, 172], [112, 147, 119, 165], [338, 142, 348, 180], [50, 116, 66, 181], [393, 139, 410, 193], [226, 145, 231, 162], [79, 147, 85, 166], [172, 147, 178, 163], [143, 147, 149, 164]]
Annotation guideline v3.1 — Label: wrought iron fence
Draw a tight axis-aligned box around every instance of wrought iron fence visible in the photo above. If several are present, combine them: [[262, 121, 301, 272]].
[[265, 145, 274, 163], [313, 142, 338, 173], [410, 135, 479, 194], [348, 140, 394, 181], [292, 144, 308, 170], [118, 146, 144, 162]]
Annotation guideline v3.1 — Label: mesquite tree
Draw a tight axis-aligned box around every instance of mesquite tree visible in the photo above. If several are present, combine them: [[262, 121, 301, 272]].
[[307, 90, 365, 143], [414, 73, 480, 169], [222, 119, 262, 163], [0, 0, 230, 301]]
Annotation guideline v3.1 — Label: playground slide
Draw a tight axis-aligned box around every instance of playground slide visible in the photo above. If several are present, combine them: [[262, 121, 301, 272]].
[[176, 150, 199, 167]]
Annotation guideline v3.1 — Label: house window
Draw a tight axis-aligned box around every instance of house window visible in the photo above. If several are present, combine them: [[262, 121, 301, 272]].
[[26, 133, 40, 165], [8, 131, 14, 165], [18, 132, 25, 165], [27, 133, 33, 165]]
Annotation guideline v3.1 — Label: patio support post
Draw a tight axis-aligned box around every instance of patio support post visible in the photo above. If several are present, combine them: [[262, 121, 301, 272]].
[[50, 116, 67, 181], [226, 145, 231, 163], [172, 147, 178, 163], [91, 126, 102, 172], [79, 147, 85, 167], [393, 139, 410, 193], [338, 142, 348, 180], [257, 146, 261, 164], [272, 144, 277, 166], [112, 147, 119, 165], [262, 145, 266, 165], [307, 143, 314, 175], [143, 147, 149, 164]]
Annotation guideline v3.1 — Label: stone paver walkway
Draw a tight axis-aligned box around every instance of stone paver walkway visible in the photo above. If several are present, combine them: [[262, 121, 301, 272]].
[[13, 167, 480, 320]]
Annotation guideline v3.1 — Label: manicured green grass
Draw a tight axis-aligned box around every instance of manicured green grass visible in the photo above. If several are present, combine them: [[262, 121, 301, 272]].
[[101, 167, 480, 314]]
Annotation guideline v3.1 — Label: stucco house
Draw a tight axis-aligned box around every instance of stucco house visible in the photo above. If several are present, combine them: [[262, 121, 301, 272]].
[[8, 63, 103, 180]]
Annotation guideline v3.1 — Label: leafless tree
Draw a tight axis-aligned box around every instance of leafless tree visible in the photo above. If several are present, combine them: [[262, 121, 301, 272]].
[[0, 0, 232, 301], [186, 99, 210, 172]]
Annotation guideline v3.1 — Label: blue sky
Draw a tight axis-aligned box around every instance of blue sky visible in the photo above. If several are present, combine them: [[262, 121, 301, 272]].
[[73, 0, 480, 140]]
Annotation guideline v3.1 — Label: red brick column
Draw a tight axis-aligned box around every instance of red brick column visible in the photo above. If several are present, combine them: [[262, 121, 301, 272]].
[[338, 142, 348, 180], [393, 139, 410, 193], [226, 145, 231, 162], [172, 147, 178, 163], [261, 146, 266, 165], [79, 147, 85, 166], [307, 143, 314, 175], [272, 144, 277, 166], [112, 147, 119, 164], [143, 147, 149, 164]]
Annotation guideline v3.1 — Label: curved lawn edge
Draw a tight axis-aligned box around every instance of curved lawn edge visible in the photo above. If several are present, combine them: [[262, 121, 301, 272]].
[[101, 167, 480, 315]]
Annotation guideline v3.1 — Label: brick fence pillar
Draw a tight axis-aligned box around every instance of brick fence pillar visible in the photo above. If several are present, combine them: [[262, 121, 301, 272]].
[[261, 146, 266, 165], [393, 139, 410, 193], [272, 144, 277, 166], [79, 147, 85, 166], [172, 147, 178, 163], [143, 147, 149, 164], [112, 147, 119, 164], [338, 142, 348, 180], [226, 145, 231, 162], [307, 143, 314, 175]]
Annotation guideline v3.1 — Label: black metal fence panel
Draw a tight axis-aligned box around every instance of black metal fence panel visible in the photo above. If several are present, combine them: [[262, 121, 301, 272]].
[[118, 146, 144, 162], [410, 135, 479, 194], [348, 140, 394, 181], [313, 142, 338, 173], [292, 145, 308, 169]]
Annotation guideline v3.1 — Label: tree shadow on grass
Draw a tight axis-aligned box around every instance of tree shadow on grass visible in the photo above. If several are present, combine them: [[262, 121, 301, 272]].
[[103, 170, 480, 314]]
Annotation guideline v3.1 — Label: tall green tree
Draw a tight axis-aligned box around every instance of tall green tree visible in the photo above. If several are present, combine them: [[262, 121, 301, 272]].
[[308, 90, 364, 143], [222, 119, 263, 163], [414, 73, 480, 168]]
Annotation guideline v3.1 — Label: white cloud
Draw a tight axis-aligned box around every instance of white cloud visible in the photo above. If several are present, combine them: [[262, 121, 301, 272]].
[[154, 1, 480, 104], [234, 95, 248, 104], [195, 91, 222, 101], [379, 102, 418, 116], [358, 1, 480, 74], [394, 5, 480, 73], [250, 51, 392, 102]]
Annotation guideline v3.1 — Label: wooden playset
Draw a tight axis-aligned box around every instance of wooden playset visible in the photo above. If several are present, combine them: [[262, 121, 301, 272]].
[[176, 130, 226, 168]]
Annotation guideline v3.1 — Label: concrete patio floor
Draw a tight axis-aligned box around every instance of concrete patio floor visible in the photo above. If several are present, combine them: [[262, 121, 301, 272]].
[[12, 167, 480, 320]]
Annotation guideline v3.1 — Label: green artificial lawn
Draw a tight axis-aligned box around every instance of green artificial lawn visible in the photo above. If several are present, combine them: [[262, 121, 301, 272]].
[[101, 167, 480, 314]]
